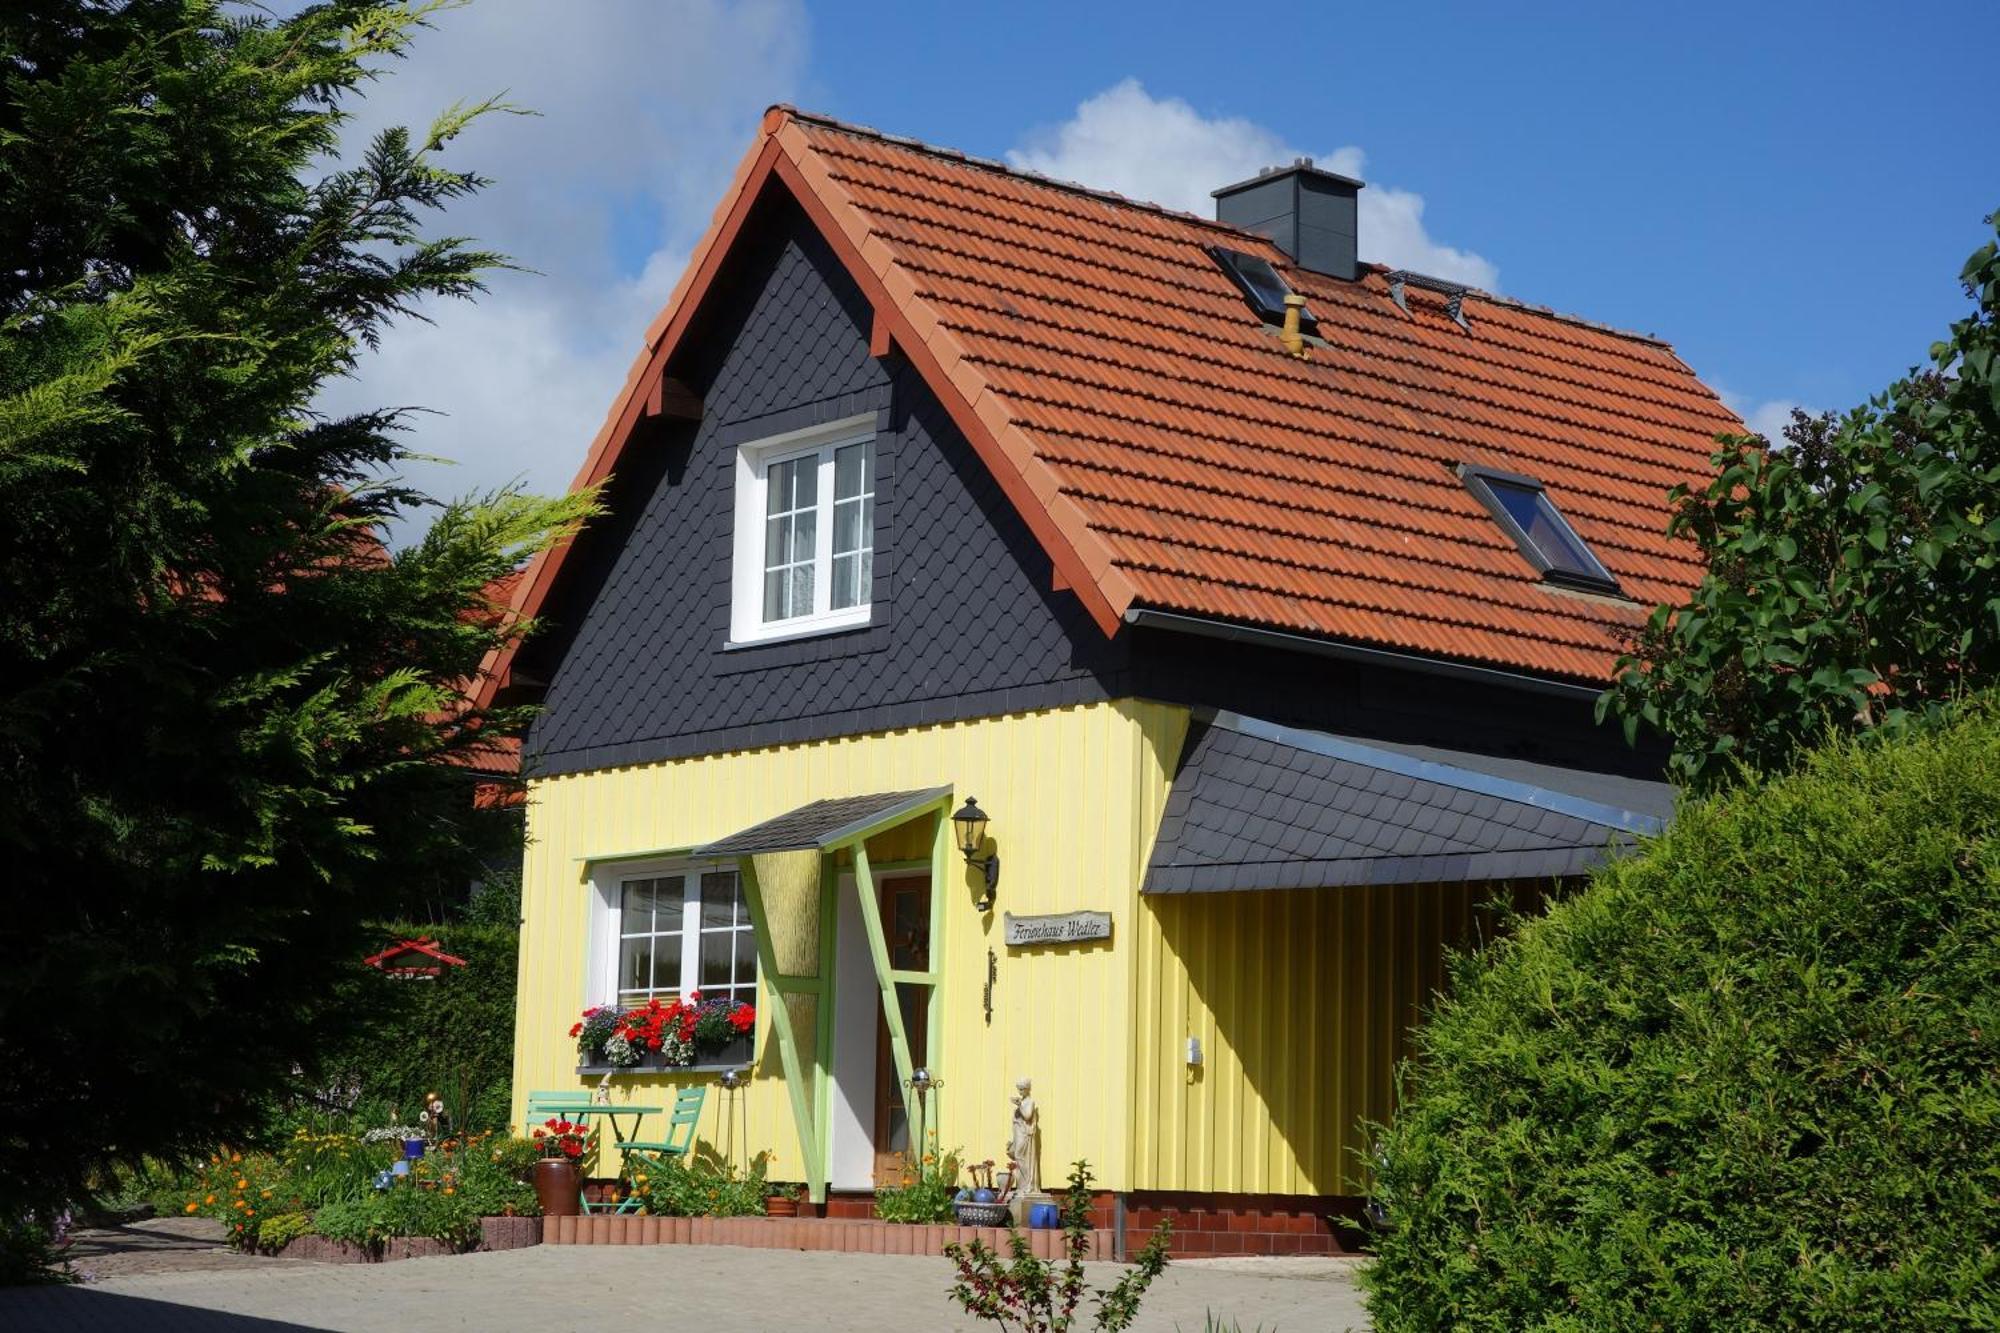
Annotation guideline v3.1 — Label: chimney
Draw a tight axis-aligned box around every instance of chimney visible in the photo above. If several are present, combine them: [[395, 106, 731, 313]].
[[1212, 158, 1365, 281]]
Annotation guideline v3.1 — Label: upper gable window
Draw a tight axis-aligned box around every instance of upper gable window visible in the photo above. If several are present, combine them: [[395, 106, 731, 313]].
[[1457, 464, 1620, 594], [730, 414, 877, 644]]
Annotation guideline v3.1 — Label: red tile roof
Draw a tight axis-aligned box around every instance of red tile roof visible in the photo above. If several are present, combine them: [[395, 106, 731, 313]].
[[480, 108, 1740, 702]]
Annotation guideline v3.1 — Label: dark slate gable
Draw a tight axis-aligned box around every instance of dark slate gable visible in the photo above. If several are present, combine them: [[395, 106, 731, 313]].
[[523, 202, 1126, 776]]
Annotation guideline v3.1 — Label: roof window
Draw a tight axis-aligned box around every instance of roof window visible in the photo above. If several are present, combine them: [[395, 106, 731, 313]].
[[1209, 246, 1314, 329], [1458, 464, 1619, 594]]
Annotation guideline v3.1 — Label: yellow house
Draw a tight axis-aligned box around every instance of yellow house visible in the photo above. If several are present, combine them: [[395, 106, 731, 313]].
[[485, 108, 1732, 1256]]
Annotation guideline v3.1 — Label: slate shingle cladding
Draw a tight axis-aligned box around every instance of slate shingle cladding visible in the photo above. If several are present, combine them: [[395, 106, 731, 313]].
[[693, 787, 950, 857], [524, 203, 1125, 777], [1143, 715, 1655, 893]]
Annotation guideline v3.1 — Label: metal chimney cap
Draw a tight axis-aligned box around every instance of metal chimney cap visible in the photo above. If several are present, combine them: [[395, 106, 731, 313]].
[[1211, 161, 1365, 198]]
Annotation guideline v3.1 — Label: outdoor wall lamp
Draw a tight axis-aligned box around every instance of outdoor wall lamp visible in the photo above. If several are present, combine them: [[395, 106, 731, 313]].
[[951, 796, 1000, 911]]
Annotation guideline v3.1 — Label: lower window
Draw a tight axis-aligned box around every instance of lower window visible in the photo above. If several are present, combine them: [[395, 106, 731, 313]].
[[607, 863, 756, 1010]]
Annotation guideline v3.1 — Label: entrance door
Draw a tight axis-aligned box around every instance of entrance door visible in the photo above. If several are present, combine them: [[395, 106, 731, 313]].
[[872, 874, 931, 1186]]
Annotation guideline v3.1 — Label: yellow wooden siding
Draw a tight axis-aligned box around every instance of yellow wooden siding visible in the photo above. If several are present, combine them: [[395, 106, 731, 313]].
[[1130, 881, 1519, 1196], [512, 699, 1186, 1192]]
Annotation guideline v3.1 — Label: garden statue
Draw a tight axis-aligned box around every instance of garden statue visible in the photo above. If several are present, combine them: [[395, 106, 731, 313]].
[[1008, 1077, 1040, 1199], [592, 1070, 614, 1105]]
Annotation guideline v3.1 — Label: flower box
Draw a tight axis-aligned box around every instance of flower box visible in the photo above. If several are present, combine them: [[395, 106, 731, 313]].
[[570, 997, 755, 1073], [575, 1035, 752, 1077]]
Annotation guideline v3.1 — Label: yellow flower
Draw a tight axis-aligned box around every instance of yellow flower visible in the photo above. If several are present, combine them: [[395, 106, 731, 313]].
[[235, 1178, 247, 1190], [260, 1189, 272, 1198], [636, 1173, 648, 1184], [184, 1202, 199, 1215], [444, 1187, 455, 1196]]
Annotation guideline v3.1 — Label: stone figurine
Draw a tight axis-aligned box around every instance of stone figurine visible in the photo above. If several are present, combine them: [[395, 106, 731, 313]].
[[1008, 1077, 1039, 1199]]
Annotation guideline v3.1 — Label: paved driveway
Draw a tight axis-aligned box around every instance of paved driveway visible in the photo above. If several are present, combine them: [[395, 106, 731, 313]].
[[3, 1231, 1372, 1331]]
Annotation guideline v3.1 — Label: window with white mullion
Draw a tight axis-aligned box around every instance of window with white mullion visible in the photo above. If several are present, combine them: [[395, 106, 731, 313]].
[[830, 440, 874, 611], [731, 414, 877, 644], [609, 866, 754, 1008], [616, 874, 686, 1005], [761, 452, 819, 623]]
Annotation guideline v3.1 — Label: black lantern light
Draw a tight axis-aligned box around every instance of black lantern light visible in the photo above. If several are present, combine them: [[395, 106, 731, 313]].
[[951, 796, 999, 910]]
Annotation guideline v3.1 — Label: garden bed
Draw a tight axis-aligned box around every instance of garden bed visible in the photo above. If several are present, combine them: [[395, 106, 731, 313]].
[[275, 1215, 541, 1264]]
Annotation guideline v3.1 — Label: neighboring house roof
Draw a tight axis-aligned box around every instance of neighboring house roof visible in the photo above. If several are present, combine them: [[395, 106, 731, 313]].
[[1144, 712, 1669, 893], [362, 936, 469, 973], [479, 107, 1739, 705]]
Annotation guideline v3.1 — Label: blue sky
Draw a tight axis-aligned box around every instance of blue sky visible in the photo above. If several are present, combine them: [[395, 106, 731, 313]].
[[326, 2, 1998, 508]]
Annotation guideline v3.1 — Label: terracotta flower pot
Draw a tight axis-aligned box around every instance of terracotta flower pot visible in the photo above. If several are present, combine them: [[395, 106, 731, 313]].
[[534, 1158, 581, 1217], [765, 1194, 798, 1217]]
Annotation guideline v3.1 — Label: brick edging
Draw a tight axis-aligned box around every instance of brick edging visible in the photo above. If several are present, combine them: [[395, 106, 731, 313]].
[[544, 1213, 1111, 1260], [274, 1215, 543, 1264]]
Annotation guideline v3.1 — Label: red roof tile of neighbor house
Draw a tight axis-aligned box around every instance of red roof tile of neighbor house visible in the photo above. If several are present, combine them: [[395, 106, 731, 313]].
[[478, 107, 1741, 703]]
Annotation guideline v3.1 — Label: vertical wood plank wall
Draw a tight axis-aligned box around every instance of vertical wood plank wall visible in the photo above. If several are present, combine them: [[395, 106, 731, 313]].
[[512, 699, 1186, 1192], [1129, 881, 1513, 1197]]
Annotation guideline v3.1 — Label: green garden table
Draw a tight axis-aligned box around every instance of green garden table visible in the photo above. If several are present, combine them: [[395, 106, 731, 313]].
[[524, 1093, 662, 1214]]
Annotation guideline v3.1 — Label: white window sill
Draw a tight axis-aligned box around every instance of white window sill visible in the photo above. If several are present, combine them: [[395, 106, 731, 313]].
[[723, 613, 875, 652]]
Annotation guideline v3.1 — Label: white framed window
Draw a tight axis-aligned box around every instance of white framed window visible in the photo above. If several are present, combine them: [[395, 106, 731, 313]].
[[588, 860, 757, 1011], [730, 413, 877, 644]]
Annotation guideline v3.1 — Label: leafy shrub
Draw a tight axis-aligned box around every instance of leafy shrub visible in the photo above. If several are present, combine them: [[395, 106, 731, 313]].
[[1363, 708, 2000, 1329], [945, 1161, 1169, 1332], [252, 1212, 313, 1253], [172, 1151, 301, 1250], [875, 1136, 962, 1224], [378, 1183, 479, 1248], [310, 1198, 386, 1250], [626, 1148, 766, 1217], [314, 921, 521, 1133], [0, 1214, 71, 1286], [282, 1130, 394, 1209], [449, 1133, 539, 1218]]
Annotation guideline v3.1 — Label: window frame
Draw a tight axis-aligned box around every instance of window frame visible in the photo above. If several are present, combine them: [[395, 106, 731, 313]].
[[586, 857, 759, 1013], [729, 413, 878, 646], [1457, 462, 1621, 595]]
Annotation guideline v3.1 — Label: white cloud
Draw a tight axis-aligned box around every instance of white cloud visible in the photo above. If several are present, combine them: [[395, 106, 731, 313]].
[[1006, 79, 1498, 291], [1718, 388, 1813, 443], [314, 0, 808, 528]]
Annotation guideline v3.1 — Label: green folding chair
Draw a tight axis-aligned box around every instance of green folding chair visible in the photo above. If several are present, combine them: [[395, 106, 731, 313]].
[[619, 1085, 707, 1184]]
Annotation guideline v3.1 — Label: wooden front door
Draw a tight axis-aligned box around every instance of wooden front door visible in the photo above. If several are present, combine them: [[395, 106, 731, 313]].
[[872, 873, 931, 1186]]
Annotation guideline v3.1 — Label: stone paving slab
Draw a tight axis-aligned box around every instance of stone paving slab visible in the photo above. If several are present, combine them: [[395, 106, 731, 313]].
[[0, 1239, 1374, 1331]]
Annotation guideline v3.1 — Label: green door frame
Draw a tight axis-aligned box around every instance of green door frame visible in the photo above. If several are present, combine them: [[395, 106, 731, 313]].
[[731, 791, 953, 1204]]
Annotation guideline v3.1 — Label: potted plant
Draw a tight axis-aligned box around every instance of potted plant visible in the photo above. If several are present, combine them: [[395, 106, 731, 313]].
[[764, 1181, 804, 1217], [530, 1117, 592, 1217]]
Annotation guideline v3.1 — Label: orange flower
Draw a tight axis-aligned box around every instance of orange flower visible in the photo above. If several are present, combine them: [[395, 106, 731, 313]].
[[245, 1208, 255, 1217], [235, 1178, 247, 1189], [204, 1194, 216, 1205], [184, 1202, 199, 1215], [230, 1153, 242, 1164]]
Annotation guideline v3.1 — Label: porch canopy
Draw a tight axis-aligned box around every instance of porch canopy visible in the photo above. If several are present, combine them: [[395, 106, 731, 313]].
[[692, 786, 954, 1204], [1143, 712, 1671, 894]]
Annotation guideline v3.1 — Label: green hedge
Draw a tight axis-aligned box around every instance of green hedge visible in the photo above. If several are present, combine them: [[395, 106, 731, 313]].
[[1363, 706, 2000, 1330], [315, 920, 519, 1134]]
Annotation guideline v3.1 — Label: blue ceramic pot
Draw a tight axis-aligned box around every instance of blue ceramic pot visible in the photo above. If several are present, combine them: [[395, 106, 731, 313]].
[[1029, 1203, 1061, 1230], [971, 1187, 996, 1204], [402, 1138, 426, 1160]]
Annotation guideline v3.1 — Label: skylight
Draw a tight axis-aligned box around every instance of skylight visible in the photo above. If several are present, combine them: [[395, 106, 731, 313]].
[[1458, 464, 1620, 594], [1209, 246, 1313, 328]]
